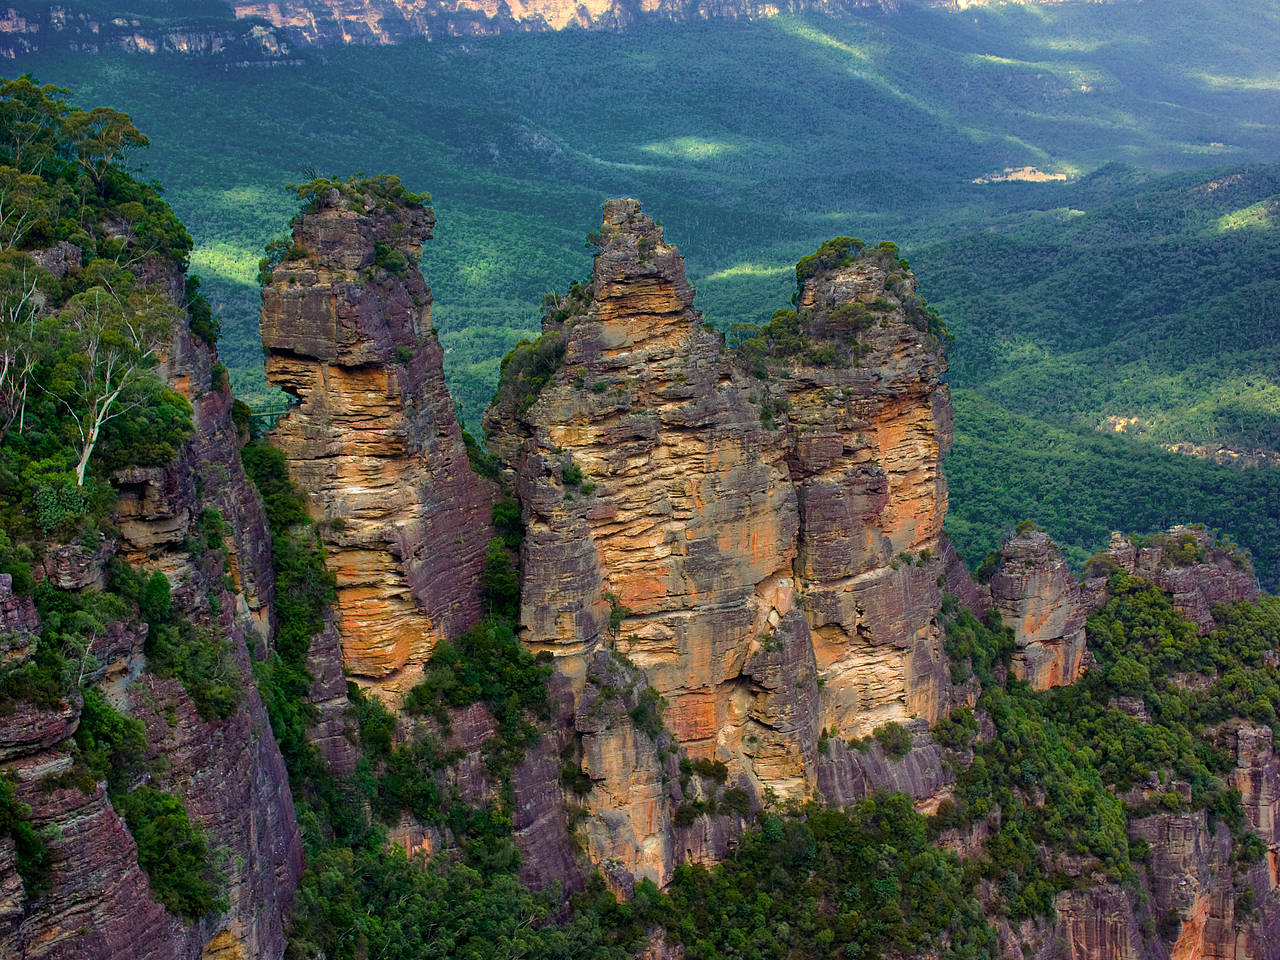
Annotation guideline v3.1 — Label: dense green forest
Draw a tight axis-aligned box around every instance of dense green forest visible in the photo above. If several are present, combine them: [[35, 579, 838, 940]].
[[18, 0, 1280, 585]]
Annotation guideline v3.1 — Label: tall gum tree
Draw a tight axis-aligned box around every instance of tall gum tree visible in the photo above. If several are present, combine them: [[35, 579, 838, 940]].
[[45, 281, 178, 486]]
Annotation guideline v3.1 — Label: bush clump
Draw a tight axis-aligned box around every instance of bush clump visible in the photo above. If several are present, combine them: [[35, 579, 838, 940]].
[[113, 786, 225, 918]]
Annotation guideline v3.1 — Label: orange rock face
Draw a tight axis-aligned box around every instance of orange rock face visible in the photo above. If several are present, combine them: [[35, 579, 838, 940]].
[[227, 0, 895, 46], [988, 528, 1088, 690], [485, 200, 956, 883], [261, 183, 497, 700]]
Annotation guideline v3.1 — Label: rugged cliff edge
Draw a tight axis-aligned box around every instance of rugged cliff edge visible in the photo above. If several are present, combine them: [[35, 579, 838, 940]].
[[6, 153, 1277, 958], [260, 177, 498, 702], [0, 259, 301, 959], [0, 0, 893, 56], [483, 199, 960, 884]]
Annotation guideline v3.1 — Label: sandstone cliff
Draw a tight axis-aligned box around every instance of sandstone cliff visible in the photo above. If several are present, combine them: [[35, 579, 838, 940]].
[[0, 5, 292, 60], [261, 179, 498, 702], [227, 0, 894, 45], [988, 527, 1089, 690], [0, 0, 1117, 56], [484, 199, 957, 884], [0, 267, 301, 959], [1083, 526, 1259, 632]]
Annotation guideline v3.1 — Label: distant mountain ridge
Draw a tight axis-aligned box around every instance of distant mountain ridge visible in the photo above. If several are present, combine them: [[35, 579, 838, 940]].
[[0, 0, 1127, 54]]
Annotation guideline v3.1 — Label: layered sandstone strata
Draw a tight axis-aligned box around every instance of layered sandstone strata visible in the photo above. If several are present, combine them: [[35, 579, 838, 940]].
[[988, 528, 1089, 689], [485, 199, 955, 882], [261, 181, 497, 700], [229, 0, 896, 46], [0, 278, 301, 960], [1087, 526, 1259, 632]]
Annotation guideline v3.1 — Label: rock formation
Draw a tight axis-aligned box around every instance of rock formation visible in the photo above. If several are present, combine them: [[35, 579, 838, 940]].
[[261, 179, 498, 701], [484, 199, 956, 883], [987, 527, 1089, 689], [226, 0, 896, 46], [0, 266, 301, 959], [1084, 526, 1259, 632]]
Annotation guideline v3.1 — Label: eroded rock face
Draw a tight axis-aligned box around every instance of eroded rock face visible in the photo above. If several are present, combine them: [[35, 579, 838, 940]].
[[0, 287, 302, 959], [485, 199, 955, 884], [988, 528, 1088, 690], [1091, 527, 1259, 633], [229, 0, 896, 46], [261, 184, 498, 701]]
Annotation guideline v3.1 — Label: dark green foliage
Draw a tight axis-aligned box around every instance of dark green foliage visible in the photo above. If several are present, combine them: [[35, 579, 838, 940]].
[[585, 796, 997, 960], [935, 579, 1279, 921], [75, 687, 147, 790], [721, 787, 751, 817], [374, 240, 410, 277], [1131, 530, 1205, 566], [291, 172, 430, 213], [561, 460, 584, 486], [606, 592, 631, 633], [560, 761, 593, 796], [629, 686, 665, 740], [184, 275, 219, 346], [795, 237, 864, 285], [0, 772, 50, 897], [210, 361, 229, 393], [285, 845, 621, 960], [145, 620, 241, 722], [350, 683, 462, 824], [197, 506, 227, 551], [945, 390, 1280, 588], [239, 435, 347, 835], [493, 329, 566, 419], [404, 615, 550, 743], [932, 707, 978, 750], [872, 721, 913, 759], [687, 757, 729, 783], [492, 496, 523, 548], [479, 537, 519, 620], [0, 77, 196, 530], [0, 532, 34, 595], [112, 786, 225, 918], [257, 236, 307, 284], [240, 439, 311, 531], [463, 429, 502, 482], [0, 639, 68, 715], [108, 553, 241, 722], [92, 379, 194, 475]]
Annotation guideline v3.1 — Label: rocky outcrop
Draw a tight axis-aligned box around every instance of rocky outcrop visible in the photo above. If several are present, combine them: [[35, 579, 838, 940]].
[[229, 0, 895, 46], [1088, 526, 1259, 633], [261, 180, 498, 701], [0, 6, 291, 60], [817, 719, 953, 811], [0, 258, 302, 959], [484, 200, 955, 884], [1050, 884, 1147, 960], [988, 528, 1088, 690]]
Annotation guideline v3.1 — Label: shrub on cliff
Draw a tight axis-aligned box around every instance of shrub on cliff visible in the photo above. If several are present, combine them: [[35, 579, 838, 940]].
[[795, 236, 865, 285], [492, 329, 566, 419], [934, 579, 1279, 921], [872, 721, 913, 759], [113, 786, 225, 918], [76, 688, 148, 790], [0, 772, 50, 896]]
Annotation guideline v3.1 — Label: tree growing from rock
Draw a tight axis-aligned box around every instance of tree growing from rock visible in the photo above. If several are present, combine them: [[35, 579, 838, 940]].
[[44, 281, 178, 485]]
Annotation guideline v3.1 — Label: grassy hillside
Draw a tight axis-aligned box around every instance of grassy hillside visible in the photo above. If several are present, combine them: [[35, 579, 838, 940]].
[[16, 0, 1280, 583]]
